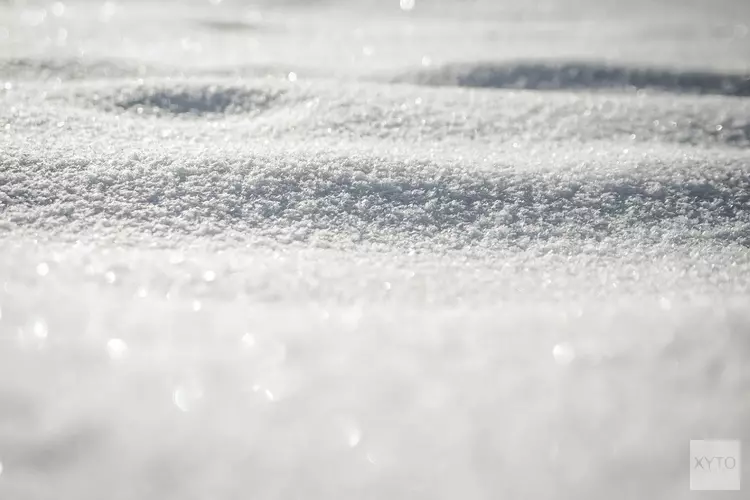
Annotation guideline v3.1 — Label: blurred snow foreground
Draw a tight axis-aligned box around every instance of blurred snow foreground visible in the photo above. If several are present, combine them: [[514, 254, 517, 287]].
[[0, 0, 749, 498]]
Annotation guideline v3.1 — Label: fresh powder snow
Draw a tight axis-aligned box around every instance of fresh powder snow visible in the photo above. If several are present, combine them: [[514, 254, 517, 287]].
[[0, 0, 749, 499]]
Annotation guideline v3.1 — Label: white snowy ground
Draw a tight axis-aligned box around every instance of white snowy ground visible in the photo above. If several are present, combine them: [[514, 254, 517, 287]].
[[1, 0, 749, 499]]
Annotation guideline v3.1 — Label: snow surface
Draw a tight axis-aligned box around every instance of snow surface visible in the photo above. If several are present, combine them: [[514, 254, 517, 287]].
[[0, 0, 749, 499]]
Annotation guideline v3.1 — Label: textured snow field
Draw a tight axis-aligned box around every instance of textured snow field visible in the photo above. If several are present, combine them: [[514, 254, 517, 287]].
[[1, 0, 750, 498]]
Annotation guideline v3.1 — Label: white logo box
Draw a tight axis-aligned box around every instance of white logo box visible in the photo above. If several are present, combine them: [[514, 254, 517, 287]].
[[690, 440, 741, 491]]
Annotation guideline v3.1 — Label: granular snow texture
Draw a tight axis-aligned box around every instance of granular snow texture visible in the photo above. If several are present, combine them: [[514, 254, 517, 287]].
[[0, 0, 749, 499]]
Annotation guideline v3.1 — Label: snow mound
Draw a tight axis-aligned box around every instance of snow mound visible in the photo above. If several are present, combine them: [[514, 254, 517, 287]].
[[0, 57, 152, 81], [395, 61, 750, 97], [2, 148, 748, 249], [196, 19, 271, 33], [113, 85, 286, 116], [19, 76, 748, 147]]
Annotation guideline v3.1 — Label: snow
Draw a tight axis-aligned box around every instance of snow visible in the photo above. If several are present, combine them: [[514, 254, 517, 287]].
[[0, 0, 749, 499]]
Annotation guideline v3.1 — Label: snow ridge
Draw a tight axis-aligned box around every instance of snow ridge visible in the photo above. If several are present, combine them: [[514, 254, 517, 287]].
[[1, 148, 748, 249], [395, 61, 750, 97]]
